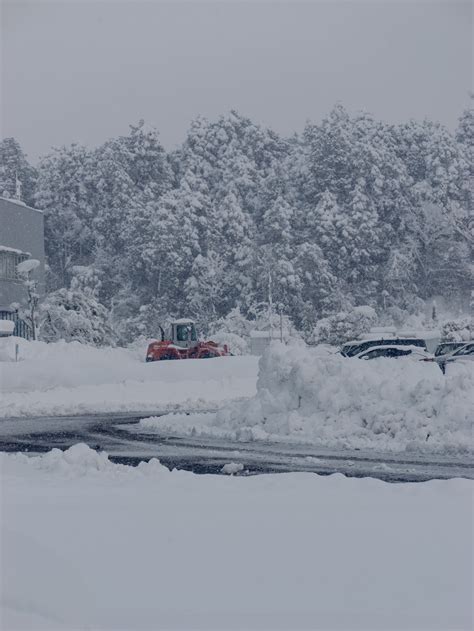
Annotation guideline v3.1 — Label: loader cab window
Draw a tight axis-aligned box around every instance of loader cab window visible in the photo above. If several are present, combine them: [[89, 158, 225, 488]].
[[176, 324, 197, 342]]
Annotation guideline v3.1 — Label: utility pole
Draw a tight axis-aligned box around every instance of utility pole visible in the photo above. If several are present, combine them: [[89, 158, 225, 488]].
[[268, 270, 273, 339], [15, 173, 22, 201], [279, 305, 283, 343], [469, 174, 474, 318]]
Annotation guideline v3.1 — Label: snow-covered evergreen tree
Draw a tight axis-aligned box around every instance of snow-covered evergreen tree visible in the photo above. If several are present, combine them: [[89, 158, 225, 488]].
[[310, 306, 377, 346], [0, 137, 37, 206], [39, 266, 115, 346], [35, 144, 97, 288]]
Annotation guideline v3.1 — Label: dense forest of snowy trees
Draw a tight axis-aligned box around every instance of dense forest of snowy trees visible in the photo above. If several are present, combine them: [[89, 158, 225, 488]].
[[1, 102, 472, 344]]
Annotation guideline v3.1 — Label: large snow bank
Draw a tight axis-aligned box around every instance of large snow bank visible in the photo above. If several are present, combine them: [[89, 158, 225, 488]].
[[142, 343, 473, 454], [0, 338, 258, 417], [2, 444, 472, 630], [222, 343, 474, 453]]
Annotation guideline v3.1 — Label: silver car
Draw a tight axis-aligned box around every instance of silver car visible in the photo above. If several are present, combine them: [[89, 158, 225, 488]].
[[433, 341, 474, 373]]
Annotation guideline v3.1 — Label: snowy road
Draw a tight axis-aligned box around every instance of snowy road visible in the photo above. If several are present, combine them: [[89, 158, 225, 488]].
[[0, 411, 472, 482]]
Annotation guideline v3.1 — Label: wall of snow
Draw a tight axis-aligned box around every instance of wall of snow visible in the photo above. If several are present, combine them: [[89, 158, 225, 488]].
[[214, 342, 474, 454]]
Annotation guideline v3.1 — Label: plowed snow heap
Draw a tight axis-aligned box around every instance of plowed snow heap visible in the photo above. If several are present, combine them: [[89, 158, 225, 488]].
[[146, 319, 230, 361]]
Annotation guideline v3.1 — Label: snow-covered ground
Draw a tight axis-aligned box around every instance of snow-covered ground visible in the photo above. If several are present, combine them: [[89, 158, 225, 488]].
[[0, 338, 258, 417], [1, 444, 472, 630], [140, 343, 474, 455]]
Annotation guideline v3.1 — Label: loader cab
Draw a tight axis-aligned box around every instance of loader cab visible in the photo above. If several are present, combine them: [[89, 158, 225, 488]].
[[171, 319, 198, 349]]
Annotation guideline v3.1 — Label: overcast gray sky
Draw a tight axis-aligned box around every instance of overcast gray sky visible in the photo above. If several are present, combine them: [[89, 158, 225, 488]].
[[1, 0, 472, 162]]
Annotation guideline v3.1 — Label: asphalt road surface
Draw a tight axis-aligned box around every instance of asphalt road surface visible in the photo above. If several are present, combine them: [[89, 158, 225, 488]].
[[0, 411, 472, 482]]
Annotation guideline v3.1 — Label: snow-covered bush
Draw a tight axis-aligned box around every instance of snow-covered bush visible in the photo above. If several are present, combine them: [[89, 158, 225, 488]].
[[209, 307, 301, 352], [377, 297, 428, 329], [208, 307, 254, 339], [441, 317, 473, 342], [39, 288, 116, 346], [110, 294, 173, 345], [309, 306, 377, 346], [38, 266, 116, 346], [207, 308, 255, 354], [208, 331, 249, 355]]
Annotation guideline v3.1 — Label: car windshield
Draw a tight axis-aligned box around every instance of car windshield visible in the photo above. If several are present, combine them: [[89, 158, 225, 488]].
[[362, 347, 412, 359], [434, 342, 465, 357], [452, 343, 474, 357], [341, 343, 362, 357]]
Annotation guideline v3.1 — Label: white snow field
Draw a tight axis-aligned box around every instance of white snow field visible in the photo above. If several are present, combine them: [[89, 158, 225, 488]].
[[1, 444, 472, 631], [0, 338, 259, 418], [141, 343, 474, 455]]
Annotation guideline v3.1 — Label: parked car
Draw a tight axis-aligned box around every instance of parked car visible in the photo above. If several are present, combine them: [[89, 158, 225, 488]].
[[341, 337, 427, 358], [444, 342, 474, 366], [429, 341, 474, 373], [433, 341, 467, 357], [355, 345, 432, 361]]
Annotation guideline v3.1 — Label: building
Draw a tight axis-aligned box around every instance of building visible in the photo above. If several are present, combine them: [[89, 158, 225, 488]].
[[0, 196, 45, 335]]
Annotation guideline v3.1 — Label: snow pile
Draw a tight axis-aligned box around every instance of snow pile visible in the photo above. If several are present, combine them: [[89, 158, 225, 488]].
[[220, 462, 244, 475], [138, 342, 473, 453], [2, 445, 472, 630], [139, 410, 271, 442], [3, 443, 169, 479], [0, 320, 15, 336], [209, 343, 473, 453], [140, 411, 231, 439], [0, 339, 258, 417]]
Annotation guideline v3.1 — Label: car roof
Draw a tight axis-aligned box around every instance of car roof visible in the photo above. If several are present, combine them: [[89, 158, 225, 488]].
[[357, 345, 426, 355], [343, 337, 425, 347]]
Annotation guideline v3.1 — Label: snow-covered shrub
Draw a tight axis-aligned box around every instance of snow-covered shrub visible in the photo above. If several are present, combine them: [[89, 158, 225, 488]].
[[441, 317, 473, 342], [209, 307, 302, 351], [208, 307, 254, 339], [377, 298, 428, 329], [207, 308, 254, 354], [110, 294, 173, 345], [38, 266, 116, 346], [208, 331, 249, 355], [39, 288, 116, 346], [309, 306, 377, 346]]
